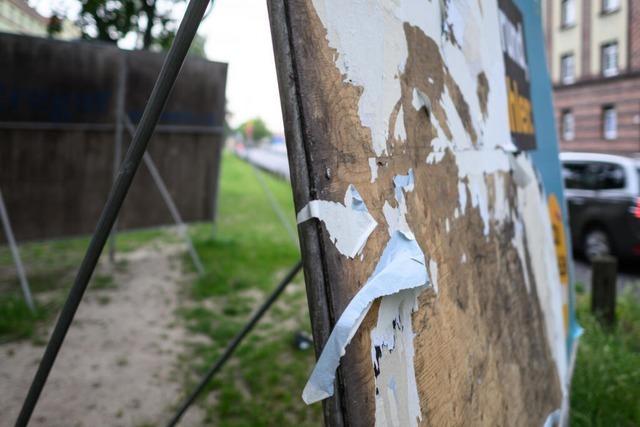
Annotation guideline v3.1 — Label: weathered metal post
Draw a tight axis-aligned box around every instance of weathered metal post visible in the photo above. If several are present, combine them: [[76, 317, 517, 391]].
[[0, 188, 35, 313], [591, 255, 617, 327]]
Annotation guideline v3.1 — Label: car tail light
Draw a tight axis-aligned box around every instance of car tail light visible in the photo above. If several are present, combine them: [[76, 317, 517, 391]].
[[633, 197, 640, 219]]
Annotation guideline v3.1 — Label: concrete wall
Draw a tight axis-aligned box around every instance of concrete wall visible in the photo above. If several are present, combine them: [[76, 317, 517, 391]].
[[0, 33, 227, 242]]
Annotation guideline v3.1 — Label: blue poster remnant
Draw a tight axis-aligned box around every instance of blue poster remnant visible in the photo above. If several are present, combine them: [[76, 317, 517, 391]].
[[510, 0, 582, 364]]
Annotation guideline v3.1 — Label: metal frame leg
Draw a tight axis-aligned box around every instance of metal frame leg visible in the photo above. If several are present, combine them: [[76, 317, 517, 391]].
[[0, 188, 35, 313], [166, 260, 302, 427], [249, 163, 298, 245], [124, 116, 205, 276]]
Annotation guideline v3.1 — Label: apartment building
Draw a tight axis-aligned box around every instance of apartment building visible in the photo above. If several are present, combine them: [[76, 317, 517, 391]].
[[543, 0, 640, 154], [0, 0, 80, 40], [0, 0, 47, 37]]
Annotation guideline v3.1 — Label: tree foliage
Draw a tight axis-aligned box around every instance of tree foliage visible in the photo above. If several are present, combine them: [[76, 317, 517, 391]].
[[237, 118, 272, 142], [77, 0, 184, 50]]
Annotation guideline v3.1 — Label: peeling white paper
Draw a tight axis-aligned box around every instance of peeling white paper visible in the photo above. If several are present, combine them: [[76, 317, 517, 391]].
[[302, 231, 430, 404], [371, 285, 425, 427], [384, 169, 416, 240], [369, 157, 379, 183], [297, 185, 377, 258]]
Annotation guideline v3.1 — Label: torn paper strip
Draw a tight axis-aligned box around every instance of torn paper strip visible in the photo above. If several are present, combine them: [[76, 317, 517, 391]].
[[384, 169, 416, 239], [302, 230, 430, 404], [297, 185, 377, 258], [371, 286, 424, 427]]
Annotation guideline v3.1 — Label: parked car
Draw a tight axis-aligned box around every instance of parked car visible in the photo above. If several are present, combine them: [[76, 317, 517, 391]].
[[560, 152, 640, 261]]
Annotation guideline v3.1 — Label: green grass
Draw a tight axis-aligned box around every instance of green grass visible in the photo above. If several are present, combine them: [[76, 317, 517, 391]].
[[570, 287, 640, 426], [175, 153, 321, 426], [0, 294, 50, 342]]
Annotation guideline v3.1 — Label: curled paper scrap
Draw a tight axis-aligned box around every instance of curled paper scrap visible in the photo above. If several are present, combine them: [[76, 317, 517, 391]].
[[302, 230, 430, 404], [297, 185, 377, 258], [384, 169, 416, 239]]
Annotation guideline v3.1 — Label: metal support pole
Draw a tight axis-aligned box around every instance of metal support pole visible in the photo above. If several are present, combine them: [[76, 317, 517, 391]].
[[124, 116, 205, 276], [249, 163, 297, 244], [0, 188, 35, 313], [166, 260, 303, 427], [109, 58, 128, 263], [15, 1, 210, 424], [591, 255, 617, 327]]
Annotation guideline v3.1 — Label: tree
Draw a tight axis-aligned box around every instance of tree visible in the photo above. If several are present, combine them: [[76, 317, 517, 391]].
[[237, 118, 272, 142], [188, 34, 208, 59], [77, 0, 184, 50]]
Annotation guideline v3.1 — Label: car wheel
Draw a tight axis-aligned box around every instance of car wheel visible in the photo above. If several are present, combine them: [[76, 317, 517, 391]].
[[583, 228, 612, 261]]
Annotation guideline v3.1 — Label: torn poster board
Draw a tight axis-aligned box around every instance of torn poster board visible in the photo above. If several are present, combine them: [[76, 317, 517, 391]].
[[499, 0, 536, 150], [269, 0, 578, 425]]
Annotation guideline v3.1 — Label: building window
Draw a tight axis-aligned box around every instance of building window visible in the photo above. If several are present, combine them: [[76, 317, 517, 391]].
[[602, 0, 620, 14], [601, 42, 619, 77], [560, 53, 575, 84], [602, 105, 617, 140], [561, 109, 575, 140], [561, 0, 576, 28]]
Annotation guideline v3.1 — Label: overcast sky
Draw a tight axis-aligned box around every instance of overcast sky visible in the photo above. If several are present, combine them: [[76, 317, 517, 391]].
[[33, 0, 284, 133], [201, 0, 283, 133]]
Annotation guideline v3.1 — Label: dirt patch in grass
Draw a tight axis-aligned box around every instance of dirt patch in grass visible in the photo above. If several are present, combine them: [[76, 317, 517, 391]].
[[0, 243, 204, 426]]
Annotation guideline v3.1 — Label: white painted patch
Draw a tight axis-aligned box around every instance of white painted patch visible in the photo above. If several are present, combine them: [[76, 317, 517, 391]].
[[297, 185, 377, 258], [383, 169, 416, 240], [454, 149, 511, 235], [445, 218, 450, 233], [457, 181, 468, 215], [446, 1, 466, 45], [394, 105, 407, 141], [310, 0, 491, 158], [461, 253, 467, 263], [411, 88, 429, 112], [371, 287, 423, 427], [428, 259, 439, 294], [310, 0, 413, 156], [369, 157, 379, 183]]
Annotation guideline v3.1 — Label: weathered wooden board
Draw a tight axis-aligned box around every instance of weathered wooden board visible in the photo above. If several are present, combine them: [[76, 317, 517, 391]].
[[269, 1, 572, 425], [0, 33, 227, 242]]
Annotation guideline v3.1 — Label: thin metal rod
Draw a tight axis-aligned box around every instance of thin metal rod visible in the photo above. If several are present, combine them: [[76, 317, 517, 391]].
[[0, 121, 223, 135], [249, 163, 297, 244], [14, 1, 210, 424], [166, 260, 303, 427], [0, 188, 35, 313], [0, 122, 114, 131], [124, 116, 205, 276]]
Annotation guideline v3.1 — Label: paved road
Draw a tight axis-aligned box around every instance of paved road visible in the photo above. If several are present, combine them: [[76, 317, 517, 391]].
[[573, 258, 640, 297], [243, 147, 290, 181]]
